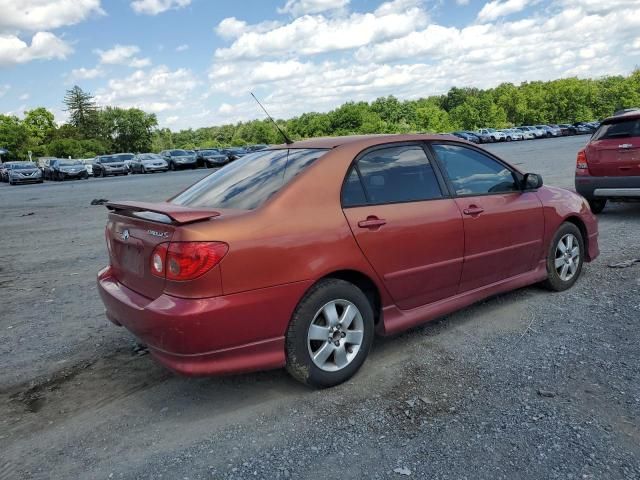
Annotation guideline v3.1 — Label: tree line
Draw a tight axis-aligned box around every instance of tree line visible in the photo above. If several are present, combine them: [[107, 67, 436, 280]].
[[1, 70, 639, 160]]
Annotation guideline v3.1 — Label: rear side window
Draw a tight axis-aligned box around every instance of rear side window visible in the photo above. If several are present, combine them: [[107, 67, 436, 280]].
[[432, 144, 518, 195], [592, 119, 640, 140], [171, 148, 327, 210], [342, 169, 367, 207], [349, 145, 443, 205]]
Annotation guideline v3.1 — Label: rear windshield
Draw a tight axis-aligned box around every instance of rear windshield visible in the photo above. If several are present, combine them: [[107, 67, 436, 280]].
[[592, 119, 640, 140], [171, 148, 327, 210], [113, 154, 134, 160]]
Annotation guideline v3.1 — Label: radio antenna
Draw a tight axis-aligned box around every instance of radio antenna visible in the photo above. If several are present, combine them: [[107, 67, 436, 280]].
[[250, 92, 293, 145]]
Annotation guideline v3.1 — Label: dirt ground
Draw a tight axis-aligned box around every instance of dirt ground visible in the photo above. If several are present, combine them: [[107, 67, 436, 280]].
[[0, 136, 638, 479]]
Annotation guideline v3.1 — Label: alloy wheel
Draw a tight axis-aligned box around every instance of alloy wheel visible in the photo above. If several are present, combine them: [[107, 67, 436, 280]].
[[307, 299, 364, 372], [554, 233, 580, 281]]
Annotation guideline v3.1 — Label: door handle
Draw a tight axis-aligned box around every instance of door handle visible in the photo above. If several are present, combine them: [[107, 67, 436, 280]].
[[463, 206, 484, 216], [358, 216, 386, 229]]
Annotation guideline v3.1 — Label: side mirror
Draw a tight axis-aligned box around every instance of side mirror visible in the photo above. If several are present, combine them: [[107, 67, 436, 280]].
[[522, 173, 543, 190]]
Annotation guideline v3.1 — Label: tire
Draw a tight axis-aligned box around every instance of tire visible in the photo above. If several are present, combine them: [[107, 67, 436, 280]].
[[141, 166, 146, 174], [542, 222, 585, 292], [588, 199, 606, 214], [206, 162, 212, 169], [285, 278, 374, 388], [169, 162, 175, 171], [100, 169, 106, 178]]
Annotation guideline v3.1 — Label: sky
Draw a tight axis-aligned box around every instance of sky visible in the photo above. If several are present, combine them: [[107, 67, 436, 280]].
[[0, 0, 638, 131]]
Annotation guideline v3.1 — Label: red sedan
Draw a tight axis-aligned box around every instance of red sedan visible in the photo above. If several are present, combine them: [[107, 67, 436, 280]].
[[98, 135, 599, 387]]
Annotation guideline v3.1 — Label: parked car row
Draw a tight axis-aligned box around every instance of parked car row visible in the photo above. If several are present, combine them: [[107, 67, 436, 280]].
[[450, 122, 600, 144], [0, 144, 269, 186]]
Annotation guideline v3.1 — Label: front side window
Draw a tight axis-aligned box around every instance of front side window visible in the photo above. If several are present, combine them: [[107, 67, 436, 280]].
[[350, 145, 443, 205], [432, 144, 519, 196], [171, 148, 327, 210]]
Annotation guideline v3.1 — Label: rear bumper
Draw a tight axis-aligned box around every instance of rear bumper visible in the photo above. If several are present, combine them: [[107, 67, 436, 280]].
[[575, 175, 640, 199], [97, 266, 312, 376]]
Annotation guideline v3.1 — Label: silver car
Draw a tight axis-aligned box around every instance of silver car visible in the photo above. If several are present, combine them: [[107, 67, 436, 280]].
[[130, 153, 169, 173], [8, 162, 43, 185]]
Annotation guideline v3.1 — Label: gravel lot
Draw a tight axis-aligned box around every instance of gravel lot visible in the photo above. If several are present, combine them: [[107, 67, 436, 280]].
[[1, 136, 639, 480]]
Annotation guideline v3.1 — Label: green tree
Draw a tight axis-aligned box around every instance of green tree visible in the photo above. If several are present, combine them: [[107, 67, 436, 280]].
[[98, 107, 158, 152], [23, 107, 56, 145], [64, 86, 99, 136], [0, 115, 30, 159]]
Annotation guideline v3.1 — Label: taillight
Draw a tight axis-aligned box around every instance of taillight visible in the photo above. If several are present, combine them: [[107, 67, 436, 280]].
[[576, 149, 589, 175], [150, 243, 169, 277], [151, 242, 228, 281]]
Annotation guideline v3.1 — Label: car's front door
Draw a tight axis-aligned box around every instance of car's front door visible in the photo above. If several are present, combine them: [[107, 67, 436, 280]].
[[430, 143, 545, 293], [341, 143, 465, 310]]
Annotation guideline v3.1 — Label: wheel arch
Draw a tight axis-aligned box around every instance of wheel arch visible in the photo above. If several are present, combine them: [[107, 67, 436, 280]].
[[563, 215, 589, 258], [317, 269, 382, 325]]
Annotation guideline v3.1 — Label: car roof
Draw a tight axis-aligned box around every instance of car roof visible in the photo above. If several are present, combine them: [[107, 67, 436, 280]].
[[601, 110, 640, 124], [271, 134, 454, 150]]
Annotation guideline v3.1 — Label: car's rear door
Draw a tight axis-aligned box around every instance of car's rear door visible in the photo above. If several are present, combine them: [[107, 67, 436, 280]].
[[585, 117, 640, 177], [341, 143, 465, 310], [430, 142, 544, 293]]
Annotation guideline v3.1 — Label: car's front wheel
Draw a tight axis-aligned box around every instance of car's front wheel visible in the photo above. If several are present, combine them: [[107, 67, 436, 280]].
[[542, 222, 584, 292], [286, 279, 374, 388]]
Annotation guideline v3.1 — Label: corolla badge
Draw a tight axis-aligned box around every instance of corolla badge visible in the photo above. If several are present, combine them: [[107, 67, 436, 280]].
[[120, 229, 130, 241], [147, 229, 169, 238]]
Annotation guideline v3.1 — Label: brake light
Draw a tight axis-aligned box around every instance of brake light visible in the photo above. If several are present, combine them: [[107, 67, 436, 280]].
[[576, 149, 589, 175], [150, 242, 228, 281]]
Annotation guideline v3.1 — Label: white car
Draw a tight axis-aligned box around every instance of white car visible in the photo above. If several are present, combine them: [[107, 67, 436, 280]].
[[81, 158, 94, 176], [500, 129, 524, 141], [517, 126, 544, 138], [477, 128, 507, 142]]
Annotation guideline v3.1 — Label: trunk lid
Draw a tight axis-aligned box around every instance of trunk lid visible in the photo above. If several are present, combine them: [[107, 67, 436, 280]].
[[105, 201, 221, 299], [586, 117, 640, 177]]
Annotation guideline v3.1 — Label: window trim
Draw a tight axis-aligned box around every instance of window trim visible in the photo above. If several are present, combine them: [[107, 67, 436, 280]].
[[340, 141, 452, 209], [427, 141, 524, 198]]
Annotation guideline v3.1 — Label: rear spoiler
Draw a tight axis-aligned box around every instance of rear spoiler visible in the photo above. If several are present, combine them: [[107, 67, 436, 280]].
[[106, 201, 221, 225]]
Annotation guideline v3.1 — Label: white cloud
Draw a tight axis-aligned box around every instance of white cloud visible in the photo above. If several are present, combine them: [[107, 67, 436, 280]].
[[130, 0, 190, 15], [0, 84, 9, 98], [68, 66, 105, 81], [477, 0, 532, 22], [205, 0, 640, 126], [456, 0, 470, 5], [278, 0, 350, 17], [0, 32, 72, 66], [214, 0, 429, 60], [214, 17, 282, 41], [96, 44, 151, 68], [19, 93, 30, 101], [175, 44, 189, 52], [95, 65, 199, 113], [0, 0, 103, 33]]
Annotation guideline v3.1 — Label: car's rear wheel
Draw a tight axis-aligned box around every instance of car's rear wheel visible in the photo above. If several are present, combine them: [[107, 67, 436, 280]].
[[542, 222, 584, 292], [588, 199, 606, 214], [285, 279, 374, 388]]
